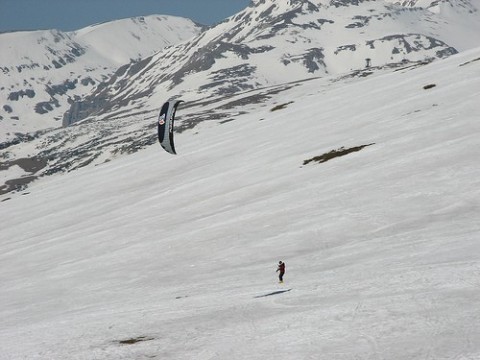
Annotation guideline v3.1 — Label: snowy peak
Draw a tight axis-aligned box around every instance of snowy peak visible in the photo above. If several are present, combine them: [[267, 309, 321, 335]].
[[0, 29, 86, 73], [0, 15, 204, 138], [73, 15, 206, 65], [63, 0, 480, 127]]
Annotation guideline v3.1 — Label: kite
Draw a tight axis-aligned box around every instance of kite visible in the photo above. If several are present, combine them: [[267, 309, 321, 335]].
[[158, 100, 182, 155]]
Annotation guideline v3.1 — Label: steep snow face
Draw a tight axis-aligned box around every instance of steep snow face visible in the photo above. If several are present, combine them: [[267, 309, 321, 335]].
[[385, 0, 480, 49], [74, 15, 205, 65], [0, 15, 204, 138], [1, 47, 480, 360], [64, 0, 480, 126]]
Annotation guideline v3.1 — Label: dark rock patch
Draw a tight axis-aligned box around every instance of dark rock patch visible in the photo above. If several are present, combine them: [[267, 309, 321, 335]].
[[303, 143, 375, 166], [423, 84, 436, 90], [117, 336, 155, 345]]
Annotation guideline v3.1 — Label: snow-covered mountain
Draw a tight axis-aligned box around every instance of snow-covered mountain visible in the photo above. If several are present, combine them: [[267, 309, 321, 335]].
[[2, 1, 480, 358], [64, 0, 480, 125], [0, 15, 204, 137], [1, 0, 479, 196], [1, 43, 480, 359]]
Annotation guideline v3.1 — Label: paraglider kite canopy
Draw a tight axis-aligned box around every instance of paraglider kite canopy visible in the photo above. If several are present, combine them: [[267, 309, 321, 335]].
[[158, 100, 183, 155]]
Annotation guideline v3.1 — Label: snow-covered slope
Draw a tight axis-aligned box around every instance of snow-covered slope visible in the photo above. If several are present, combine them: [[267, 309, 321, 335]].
[[1, 47, 480, 359], [0, 15, 204, 138]]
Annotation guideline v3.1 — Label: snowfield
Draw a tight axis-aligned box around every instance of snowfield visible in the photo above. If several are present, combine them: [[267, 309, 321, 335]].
[[1, 46, 480, 359]]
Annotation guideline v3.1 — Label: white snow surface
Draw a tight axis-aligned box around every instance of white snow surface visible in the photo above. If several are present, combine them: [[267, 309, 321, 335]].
[[1, 48, 480, 359], [0, 165, 26, 182]]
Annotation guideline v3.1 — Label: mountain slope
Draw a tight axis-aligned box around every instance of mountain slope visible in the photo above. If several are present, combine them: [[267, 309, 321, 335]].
[[0, 15, 204, 138], [1, 0, 479, 195], [64, 0, 480, 125], [1, 46, 480, 359]]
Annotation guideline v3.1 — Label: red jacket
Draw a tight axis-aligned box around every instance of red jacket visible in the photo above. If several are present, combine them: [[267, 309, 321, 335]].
[[277, 263, 285, 273]]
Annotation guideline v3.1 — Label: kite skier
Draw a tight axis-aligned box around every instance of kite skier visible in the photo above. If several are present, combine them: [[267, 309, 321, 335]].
[[276, 261, 285, 283]]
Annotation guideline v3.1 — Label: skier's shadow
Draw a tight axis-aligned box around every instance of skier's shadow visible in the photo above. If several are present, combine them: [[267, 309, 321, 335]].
[[254, 289, 292, 298]]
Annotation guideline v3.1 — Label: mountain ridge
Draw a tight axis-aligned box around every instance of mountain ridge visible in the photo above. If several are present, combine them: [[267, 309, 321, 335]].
[[63, 0, 479, 126], [0, 15, 204, 138]]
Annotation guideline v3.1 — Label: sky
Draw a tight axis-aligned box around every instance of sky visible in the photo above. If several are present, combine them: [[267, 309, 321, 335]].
[[0, 0, 251, 32]]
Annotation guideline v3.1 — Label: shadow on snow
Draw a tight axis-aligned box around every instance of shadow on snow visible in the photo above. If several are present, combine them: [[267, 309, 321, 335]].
[[254, 289, 292, 298]]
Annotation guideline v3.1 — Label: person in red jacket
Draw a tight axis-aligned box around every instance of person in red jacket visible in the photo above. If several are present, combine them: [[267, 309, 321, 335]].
[[276, 261, 285, 283]]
